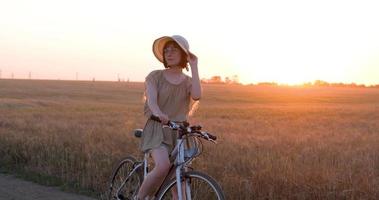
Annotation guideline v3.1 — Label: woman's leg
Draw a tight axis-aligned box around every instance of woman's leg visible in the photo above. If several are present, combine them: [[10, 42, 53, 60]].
[[137, 146, 170, 199]]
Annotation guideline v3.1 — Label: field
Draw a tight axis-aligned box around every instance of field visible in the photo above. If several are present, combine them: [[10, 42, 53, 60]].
[[0, 79, 378, 199]]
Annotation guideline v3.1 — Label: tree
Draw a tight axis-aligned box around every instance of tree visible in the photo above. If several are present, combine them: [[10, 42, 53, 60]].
[[210, 76, 222, 83], [231, 75, 239, 84], [314, 80, 330, 86]]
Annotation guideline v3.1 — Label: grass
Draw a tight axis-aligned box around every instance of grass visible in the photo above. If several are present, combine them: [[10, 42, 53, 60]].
[[0, 79, 378, 199]]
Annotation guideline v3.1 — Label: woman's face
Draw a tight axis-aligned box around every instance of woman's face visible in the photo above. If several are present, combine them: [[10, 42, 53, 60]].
[[163, 42, 183, 68]]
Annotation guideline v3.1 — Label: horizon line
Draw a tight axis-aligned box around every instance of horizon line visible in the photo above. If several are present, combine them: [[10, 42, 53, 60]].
[[1, 77, 379, 87]]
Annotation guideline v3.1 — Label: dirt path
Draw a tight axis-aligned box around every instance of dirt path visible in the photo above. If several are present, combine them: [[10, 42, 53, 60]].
[[0, 174, 97, 200]]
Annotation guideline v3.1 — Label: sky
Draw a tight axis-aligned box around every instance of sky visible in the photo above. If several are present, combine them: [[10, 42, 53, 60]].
[[1, 0, 378, 85]]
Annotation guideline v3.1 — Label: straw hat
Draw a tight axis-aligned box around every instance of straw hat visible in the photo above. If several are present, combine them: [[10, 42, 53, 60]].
[[152, 35, 190, 63]]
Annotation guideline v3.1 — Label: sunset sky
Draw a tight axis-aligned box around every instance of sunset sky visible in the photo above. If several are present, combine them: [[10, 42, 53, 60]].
[[1, 0, 378, 85]]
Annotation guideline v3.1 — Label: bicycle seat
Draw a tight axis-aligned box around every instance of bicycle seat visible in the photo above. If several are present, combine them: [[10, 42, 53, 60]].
[[133, 129, 143, 138]]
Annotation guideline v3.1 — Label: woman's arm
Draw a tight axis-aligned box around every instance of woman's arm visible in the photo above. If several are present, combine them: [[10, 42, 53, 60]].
[[145, 80, 169, 123], [188, 52, 202, 100]]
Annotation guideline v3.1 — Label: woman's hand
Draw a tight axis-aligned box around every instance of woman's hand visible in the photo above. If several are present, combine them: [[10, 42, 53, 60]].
[[158, 113, 169, 125], [187, 52, 198, 69], [187, 51, 202, 100]]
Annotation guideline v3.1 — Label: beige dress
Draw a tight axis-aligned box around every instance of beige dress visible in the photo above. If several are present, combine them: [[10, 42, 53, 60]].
[[141, 70, 192, 153]]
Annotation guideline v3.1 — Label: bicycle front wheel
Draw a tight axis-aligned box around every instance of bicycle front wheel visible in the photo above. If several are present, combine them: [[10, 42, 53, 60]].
[[156, 171, 225, 200], [108, 156, 143, 200]]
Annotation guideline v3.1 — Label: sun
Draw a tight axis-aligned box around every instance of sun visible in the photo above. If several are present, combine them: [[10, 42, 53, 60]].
[[227, 44, 316, 85], [224, 31, 368, 86]]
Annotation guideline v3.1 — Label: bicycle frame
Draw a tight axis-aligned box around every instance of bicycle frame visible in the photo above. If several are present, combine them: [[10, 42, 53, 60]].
[[140, 128, 192, 200], [174, 135, 188, 200]]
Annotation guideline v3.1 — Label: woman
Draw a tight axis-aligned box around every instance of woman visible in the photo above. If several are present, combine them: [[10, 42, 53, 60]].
[[136, 35, 202, 199]]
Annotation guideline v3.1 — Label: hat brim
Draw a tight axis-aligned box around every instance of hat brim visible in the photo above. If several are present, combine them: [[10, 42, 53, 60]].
[[152, 36, 189, 63]]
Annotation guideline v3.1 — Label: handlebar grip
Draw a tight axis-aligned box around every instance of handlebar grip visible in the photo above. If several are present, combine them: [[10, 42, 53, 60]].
[[207, 132, 217, 141], [150, 115, 171, 125], [150, 115, 161, 122]]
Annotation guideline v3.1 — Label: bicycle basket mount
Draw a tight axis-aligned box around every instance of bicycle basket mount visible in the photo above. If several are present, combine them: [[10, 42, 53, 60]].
[[183, 136, 202, 161]]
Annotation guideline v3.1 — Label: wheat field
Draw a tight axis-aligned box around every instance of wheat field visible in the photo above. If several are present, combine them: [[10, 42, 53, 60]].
[[0, 79, 378, 199]]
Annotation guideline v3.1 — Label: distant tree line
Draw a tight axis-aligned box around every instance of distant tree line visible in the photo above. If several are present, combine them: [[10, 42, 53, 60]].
[[201, 75, 241, 84], [201, 76, 379, 88], [298, 80, 379, 88], [253, 80, 379, 88]]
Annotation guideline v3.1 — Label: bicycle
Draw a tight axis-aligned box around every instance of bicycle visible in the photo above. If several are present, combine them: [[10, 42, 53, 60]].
[[108, 115, 225, 200]]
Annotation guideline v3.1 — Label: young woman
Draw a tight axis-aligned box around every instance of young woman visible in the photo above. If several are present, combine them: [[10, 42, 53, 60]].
[[136, 35, 202, 199]]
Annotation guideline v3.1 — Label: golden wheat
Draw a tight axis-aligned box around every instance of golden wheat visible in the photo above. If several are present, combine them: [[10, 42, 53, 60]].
[[0, 79, 378, 199]]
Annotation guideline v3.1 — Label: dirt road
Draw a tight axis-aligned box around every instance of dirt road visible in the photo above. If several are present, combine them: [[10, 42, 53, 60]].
[[0, 174, 97, 200]]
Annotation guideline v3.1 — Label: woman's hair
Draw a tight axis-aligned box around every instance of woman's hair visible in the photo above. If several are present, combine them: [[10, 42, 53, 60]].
[[163, 41, 188, 69], [188, 99, 200, 117]]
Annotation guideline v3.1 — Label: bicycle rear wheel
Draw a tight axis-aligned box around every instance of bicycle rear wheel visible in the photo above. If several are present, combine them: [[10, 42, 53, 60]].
[[108, 156, 143, 200], [156, 171, 225, 200]]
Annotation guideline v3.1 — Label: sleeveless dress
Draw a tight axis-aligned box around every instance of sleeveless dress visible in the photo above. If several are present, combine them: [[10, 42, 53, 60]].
[[140, 70, 192, 153]]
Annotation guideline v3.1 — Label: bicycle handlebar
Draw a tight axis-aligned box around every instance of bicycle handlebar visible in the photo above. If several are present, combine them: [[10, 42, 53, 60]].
[[149, 115, 217, 141], [149, 115, 182, 129]]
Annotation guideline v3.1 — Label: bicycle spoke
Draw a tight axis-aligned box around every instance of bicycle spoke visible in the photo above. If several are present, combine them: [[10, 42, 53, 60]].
[[157, 171, 224, 200], [108, 157, 142, 200]]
